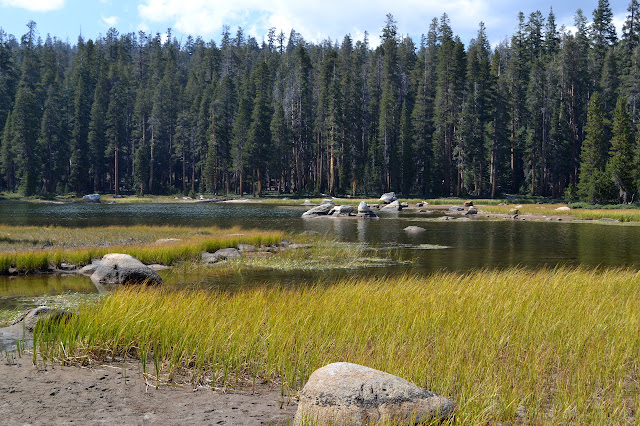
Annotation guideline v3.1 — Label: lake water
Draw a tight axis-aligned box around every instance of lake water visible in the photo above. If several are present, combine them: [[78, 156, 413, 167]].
[[1, 201, 639, 318]]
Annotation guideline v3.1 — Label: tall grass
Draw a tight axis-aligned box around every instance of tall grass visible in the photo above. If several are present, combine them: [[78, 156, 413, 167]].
[[34, 267, 640, 424], [0, 226, 284, 273]]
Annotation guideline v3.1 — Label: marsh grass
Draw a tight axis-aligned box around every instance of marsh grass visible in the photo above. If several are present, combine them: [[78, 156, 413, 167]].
[[33, 267, 640, 424], [0, 225, 284, 273]]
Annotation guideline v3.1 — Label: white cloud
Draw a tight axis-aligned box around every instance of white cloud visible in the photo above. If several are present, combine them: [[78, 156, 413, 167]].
[[137, 0, 494, 45], [102, 15, 120, 27], [0, 0, 65, 12]]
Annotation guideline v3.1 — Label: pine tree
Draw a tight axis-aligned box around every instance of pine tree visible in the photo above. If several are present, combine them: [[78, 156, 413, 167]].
[[247, 61, 272, 197], [607, 96, 636, 203], [1, 112, 15, 191], [578, 93, 609, 203]]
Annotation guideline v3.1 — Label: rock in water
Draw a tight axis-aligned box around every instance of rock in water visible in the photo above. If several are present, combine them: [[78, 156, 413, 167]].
[[90, 253, 162, 285], [330, 205, 354, 216], [302, 203, 334, 217], [294, 362, 454, 425], [379, 192, 397, 203], [12, 306, 71, 332], [404, 226, 426, 233], [357, 201, 377, 218], [82, 193, 100, 203], [381, 200, 402, 211]]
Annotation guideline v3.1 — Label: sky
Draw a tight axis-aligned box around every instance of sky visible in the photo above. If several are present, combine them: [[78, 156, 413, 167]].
[[0, 0, 632, 49]]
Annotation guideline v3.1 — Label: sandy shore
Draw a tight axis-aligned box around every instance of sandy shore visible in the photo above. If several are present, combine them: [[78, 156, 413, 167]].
[[0, 355, 297, 425]]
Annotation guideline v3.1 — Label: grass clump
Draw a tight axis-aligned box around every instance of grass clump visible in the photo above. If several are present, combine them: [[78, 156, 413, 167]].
[[0, 226, 284, 273], [34, 267, 640, 424]]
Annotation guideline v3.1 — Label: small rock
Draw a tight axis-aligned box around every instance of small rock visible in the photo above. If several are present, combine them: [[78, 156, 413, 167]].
[[400, 202, 409, 208], [465, 207, 478, 215], [448, 206, 464, 212], [294, 362, 454, 425], [379, 192, 397, 204], [303, 199, 313, 205], [416, 202, 424, 208], [555, 206, 571, 211], [12, 306, 71, 332], [380, 200, 402, 211], [82, 193, 100, 203], [155, 238, 181, 244], [515, 204, 523, 209], [238, 243, 256, 252], [202, 248, 242, 263], [464, 201, 474, 207], [404, 226, 426, 233]]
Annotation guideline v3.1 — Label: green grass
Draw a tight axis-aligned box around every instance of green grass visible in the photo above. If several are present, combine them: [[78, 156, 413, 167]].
[[0, 225, 284, 273], [33, 267, 640, 424]]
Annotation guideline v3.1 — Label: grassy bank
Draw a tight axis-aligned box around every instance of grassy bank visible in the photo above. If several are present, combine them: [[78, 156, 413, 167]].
[[33, 268, 640, 424], [0, 225, 284, 273]]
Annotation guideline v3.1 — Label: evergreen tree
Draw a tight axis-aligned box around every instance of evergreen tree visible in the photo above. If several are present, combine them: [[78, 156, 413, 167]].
[[578, 93, 609, 203], [607, 96, 636, 203], [247, 61, 272, 197]]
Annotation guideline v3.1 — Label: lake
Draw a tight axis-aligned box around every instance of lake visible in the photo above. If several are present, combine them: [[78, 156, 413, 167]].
[[1, 201, 639, 317]]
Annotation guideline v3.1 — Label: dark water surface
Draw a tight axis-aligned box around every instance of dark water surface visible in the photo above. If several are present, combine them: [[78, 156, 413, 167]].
[[1, 201, 639, 306]]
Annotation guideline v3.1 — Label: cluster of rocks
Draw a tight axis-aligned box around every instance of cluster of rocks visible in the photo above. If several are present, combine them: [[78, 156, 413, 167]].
[[294, 362, 454, 425], [446, 200, 478, 216], [302, 200, 379, 219]]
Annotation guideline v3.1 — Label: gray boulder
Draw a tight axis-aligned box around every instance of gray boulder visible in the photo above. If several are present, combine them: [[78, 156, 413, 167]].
[[356, 201, 377, 218], [90, 253, 162, 285], [302, 203, 334, 217], [237, 243, 256, 252], [404, 226, 426, 234], [448, 206, 465, 212], [294, 362, 454, 425], [379, 192, 397, 203], [329, 205, 354, 216], [82, 193, 100, 203], [12, 306, 71, 332], [202, 247, 242, 263], [381, 200, 402, 211], [465, 207, 478, 215]]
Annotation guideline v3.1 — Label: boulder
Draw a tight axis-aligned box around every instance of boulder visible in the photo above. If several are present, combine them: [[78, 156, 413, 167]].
[[202, 247, 242, 263], [90, 253, 162, 285], [330, 205, 354, 216], [416, 202, 424, 208], [465, 207, 478, 215], [356, 201, 377, 218], [403, 226, 426, 234], [12, 306, 71, 332], [448, 206, 464, 212], [82, 193, 100, 203], [381, 200, 402, 211], [294, 362, 454, 425], [555, 206, 571, 211], [78, 262, 101, 275], [379, 192, 397, 203], [400, 202, 409, 208], [464, 200, 474, 207], [302, 203, 334, 217]]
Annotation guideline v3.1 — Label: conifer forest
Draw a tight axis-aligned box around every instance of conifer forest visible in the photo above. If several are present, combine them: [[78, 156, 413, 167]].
[[1, 0, 640, 203]]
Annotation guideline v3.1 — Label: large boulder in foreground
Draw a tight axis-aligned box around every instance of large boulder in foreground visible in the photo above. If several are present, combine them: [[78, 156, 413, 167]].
[[90, 253, 162, 285], [12, 306, 71, 332], [294, 363, 454, 425], [302, 203, 334, 217]]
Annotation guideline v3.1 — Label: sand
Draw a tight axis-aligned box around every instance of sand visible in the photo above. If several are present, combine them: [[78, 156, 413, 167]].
[[0, 355, 297, 425]]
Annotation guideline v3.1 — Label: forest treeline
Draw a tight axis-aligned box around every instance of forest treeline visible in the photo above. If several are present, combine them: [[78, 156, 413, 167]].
[[1, 0, 640, 202]]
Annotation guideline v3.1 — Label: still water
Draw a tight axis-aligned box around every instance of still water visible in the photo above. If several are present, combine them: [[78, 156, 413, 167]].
[[1, 201, 639, 310]]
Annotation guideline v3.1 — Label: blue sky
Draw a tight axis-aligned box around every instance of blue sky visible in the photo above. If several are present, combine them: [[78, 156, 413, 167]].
[[0, 0, 631, 48]]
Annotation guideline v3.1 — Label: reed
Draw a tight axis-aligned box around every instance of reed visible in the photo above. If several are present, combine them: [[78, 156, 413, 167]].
[[34, 267, 640, 424], [0, 226, 284, 274]]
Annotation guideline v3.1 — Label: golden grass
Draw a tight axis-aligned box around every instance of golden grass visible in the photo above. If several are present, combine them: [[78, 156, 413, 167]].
[[34, 267, 640, 424], [0, 225, 284, 273]]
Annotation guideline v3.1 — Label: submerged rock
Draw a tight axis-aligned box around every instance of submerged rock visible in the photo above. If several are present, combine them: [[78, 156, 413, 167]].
[[404, 226, 426, 233], [294, 362, 454, 425], [379, 192, 397, 203], [12, 306, 72, 332], [90, 253, 162, 285]]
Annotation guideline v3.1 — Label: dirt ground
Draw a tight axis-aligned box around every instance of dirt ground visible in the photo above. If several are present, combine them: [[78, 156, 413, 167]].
[[0, 354, 297, 425]]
